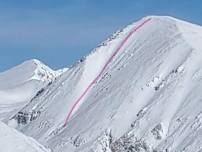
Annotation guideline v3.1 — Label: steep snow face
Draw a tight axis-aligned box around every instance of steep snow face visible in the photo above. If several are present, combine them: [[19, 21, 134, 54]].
[[15, 16, 202, 152], [0, 121, 50, 152], [0, 59, 58, 121]]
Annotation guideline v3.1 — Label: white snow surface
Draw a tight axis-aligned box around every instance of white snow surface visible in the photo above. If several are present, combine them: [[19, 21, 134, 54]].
[[2, 16, 202, 152], [0, 59, 60, 121], [0, 121, 50, 152]]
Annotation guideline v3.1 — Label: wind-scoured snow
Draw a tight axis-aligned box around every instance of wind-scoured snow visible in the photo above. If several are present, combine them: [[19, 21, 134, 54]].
[[2, 16, 202, 152]]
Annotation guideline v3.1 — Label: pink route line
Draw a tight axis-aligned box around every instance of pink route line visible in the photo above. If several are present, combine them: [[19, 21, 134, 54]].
[[63, 17, 151, 127]]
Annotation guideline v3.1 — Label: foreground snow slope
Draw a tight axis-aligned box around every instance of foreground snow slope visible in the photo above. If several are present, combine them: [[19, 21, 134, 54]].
[[13, 16, 202, 152], [0, 121, 50, 152], [0, 59, 58, 121]]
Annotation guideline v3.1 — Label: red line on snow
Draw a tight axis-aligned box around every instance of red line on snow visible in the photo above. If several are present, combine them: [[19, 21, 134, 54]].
[[63, 17, 151, 127]]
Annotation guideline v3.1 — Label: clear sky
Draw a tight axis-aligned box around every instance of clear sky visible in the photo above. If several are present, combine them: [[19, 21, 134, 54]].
[[0, 0, 201, 71]]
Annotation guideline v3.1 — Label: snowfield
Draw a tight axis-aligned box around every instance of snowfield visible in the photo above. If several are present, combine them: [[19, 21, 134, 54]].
[[0, 121, 50, 152], [1, 16, 202, 152]]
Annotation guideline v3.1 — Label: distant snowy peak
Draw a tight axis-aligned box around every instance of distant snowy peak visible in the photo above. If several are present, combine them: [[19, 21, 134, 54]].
[[0, 59, 64, 89], [27, 59, 68, 82], [0, 59, 65, 121], [29, 59, 57, 82]]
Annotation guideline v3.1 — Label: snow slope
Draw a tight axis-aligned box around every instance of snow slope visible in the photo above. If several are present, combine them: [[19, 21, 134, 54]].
[[0, 59, 59, 121], [5, 16, 202, 152], [0, 121, 50, 152]]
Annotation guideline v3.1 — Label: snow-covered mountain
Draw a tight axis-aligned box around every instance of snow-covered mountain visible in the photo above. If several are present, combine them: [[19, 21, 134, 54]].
[[0, 59, 62, 122], [1, 16, 202, 152]]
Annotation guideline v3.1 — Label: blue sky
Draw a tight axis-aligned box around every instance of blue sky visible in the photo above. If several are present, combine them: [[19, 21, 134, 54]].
[[0, 0, 201, 71]]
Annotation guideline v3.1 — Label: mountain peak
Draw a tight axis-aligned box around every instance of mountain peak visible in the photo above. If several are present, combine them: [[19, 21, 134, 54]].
[[26, 59, 56, 82], [2, 16, 202, 152], [0, 59, 56, 91]]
